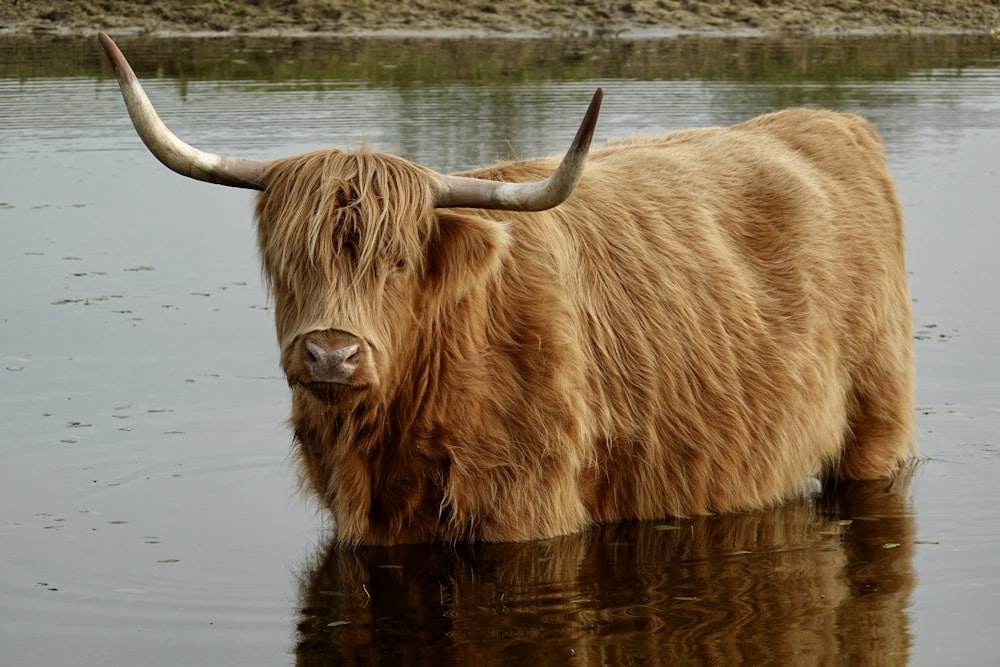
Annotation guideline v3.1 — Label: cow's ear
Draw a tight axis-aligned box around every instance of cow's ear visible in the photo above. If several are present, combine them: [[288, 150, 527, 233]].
[[426, 211, 511, 299]]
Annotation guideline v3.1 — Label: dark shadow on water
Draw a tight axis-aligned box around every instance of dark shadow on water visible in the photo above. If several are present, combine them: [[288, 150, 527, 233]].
[[295, 473, 916, 665]]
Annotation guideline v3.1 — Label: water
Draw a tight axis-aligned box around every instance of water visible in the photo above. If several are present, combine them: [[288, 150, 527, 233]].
[[2, 33, 998, 665]]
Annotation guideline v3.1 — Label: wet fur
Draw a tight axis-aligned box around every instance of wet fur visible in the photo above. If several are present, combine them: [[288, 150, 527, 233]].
[[255, 109, 915, 546]]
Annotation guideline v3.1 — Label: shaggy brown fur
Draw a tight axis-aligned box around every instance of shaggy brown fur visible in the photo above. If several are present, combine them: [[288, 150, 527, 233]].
[[255, 108, 915, 546]]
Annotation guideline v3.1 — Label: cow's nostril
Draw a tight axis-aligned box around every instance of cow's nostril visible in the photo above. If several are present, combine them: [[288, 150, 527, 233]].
[[341, 344, 360, 365], [304, 340, 322, 364]]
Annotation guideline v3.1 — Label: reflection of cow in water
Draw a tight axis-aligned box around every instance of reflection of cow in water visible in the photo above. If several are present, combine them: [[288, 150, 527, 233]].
[[296, 475, 916, 665], [100, 33, 915, 546]]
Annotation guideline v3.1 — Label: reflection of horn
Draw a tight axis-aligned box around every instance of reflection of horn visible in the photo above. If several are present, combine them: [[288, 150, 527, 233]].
[[295, 477, 916, 665], [98, 32, 270, 190]]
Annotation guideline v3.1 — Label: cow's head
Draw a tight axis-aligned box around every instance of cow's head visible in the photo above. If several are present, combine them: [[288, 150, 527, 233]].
[[99, 32, 601, 409]]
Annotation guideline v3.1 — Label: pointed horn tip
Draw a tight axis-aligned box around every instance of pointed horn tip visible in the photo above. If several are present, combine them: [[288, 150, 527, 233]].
[[587, 88, 603, 120], [97, 31, 133, 81], [97, 31, 116, 57], [589, 87, 604, 119], [571, 88, 603, 156]]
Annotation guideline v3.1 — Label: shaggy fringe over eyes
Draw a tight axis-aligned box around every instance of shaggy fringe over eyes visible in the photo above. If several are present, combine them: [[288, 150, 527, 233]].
[[255, 149, 438, 290]]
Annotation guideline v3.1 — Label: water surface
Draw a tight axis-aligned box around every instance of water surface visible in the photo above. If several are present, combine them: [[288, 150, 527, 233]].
[[2, 33, 998, 665]]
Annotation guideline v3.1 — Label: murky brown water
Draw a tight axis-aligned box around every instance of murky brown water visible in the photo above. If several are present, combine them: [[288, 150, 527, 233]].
[[2, 34, 998, 665]]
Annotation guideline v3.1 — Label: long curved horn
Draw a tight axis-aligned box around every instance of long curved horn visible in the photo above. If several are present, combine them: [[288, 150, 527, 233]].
[[433, 88, 602, 211], [98, 32, 269, 190]]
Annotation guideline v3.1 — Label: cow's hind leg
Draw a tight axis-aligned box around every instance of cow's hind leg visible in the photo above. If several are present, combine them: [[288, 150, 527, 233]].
[[834, 358, 915, 481]]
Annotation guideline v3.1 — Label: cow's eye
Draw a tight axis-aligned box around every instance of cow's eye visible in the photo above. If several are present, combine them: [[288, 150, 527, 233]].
[[395, 259, 407, 271]]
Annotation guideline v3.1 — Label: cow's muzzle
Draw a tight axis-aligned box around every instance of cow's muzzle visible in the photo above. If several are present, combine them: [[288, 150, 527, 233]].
[[288, 330, 375, 394], [304, 336, 361, 385]]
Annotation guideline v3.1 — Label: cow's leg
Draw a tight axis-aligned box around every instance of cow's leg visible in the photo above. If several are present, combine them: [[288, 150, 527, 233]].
[[835, 358, 915, 480]]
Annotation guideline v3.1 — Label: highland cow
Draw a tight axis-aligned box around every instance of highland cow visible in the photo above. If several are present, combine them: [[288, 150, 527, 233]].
[[100, 33, 914, 546]]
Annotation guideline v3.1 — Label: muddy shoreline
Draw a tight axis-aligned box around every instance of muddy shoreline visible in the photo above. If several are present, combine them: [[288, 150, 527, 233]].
[[2, 1, 999, 38]]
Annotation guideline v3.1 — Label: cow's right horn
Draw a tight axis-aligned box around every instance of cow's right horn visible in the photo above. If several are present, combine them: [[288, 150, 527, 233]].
[[98, 32, 270, 191]]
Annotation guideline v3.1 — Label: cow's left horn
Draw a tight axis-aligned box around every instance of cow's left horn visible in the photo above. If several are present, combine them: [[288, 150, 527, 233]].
[[98, 32, 270, 190], [433, 88, 603, 211]]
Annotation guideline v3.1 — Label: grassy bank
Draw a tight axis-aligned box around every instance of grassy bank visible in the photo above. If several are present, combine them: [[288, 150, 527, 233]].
[[1, 1, 998, 37]]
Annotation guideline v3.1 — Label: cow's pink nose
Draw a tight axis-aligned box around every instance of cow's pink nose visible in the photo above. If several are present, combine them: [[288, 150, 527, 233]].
[[303, 337, 361, 385]]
